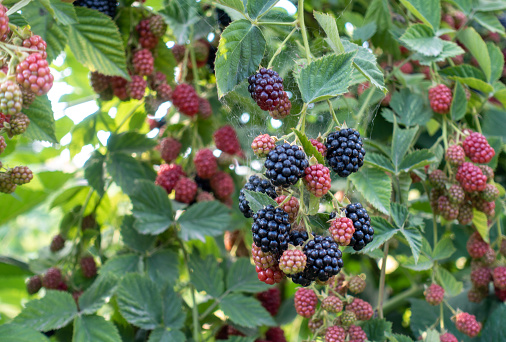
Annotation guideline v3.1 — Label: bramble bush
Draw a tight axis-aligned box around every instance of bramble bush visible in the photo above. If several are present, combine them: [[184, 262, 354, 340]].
[[0, 0, 506, 341]]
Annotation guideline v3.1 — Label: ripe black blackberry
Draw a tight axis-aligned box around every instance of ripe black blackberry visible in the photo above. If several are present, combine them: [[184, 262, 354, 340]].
[[238, 175, 277, 218], [264, 143, 308, 187], [248, 68, 285, 111], [251, 205, 290, 254], [303, 235, 343, 282], [344, 203, 374, 251], [195, 175, 212, 193], [325, 128, 365, 177], [289, 228, 309, 246], [74, 0, 117, 17]]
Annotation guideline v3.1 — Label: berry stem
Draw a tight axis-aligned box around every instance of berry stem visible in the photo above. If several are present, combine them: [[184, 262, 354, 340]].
[[472, 108, 482, 134], [189, 26, 201, 95], [267, 26, 298, 69], [497, 217, 502, 252], [327, 99, 340, 126], [440, 303, 445, 330], [442, 117, 448, 152], [377, 240, 389, 319], [256, 20, 298, 26], [298, 0, 312, 64], [382, 285, 423, 314]]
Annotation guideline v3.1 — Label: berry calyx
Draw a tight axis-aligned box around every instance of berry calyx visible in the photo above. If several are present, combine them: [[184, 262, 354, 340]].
[[428, 84, 452, 114], [329, 217, 355, 247], [294, 287, 318, 318], [304, 164, 331, 197]]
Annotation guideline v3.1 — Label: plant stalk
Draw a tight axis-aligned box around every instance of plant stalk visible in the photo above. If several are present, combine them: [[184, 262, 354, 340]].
[[377, 240, 390, 319], [298, 0, 311, 63]]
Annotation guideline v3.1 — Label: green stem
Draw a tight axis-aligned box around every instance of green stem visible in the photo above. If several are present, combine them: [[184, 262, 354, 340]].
[[327, 99, 340, 126], [497, 217, 503, 251], [382, 286, 423, 314], [256, 20, 297, 26], [473, 110, 482, 133], [179, 238, 201, 342], [298, 0, 311, 63], [189, 27, 201, 95], [377, 240, 390, 319], [295, 103, 308, 133], [440, 303, 445, 330], [442, 117, 448, 152], [267, 26, 298, 69], [255, 1, 282, 20]]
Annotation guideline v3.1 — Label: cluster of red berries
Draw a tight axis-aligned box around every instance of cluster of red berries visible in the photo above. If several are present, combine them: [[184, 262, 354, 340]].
[[248, 68, 292, 119], [429, 131, 499, 224]]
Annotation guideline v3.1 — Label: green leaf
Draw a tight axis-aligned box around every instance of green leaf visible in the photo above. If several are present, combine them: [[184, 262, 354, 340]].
[[342, 40, 386, 92], [216, 0, 245, 13], [424, 329, 441, 342], [402, 255, 433, 270], [361, 318, 392, 342], [100, 254, 142, 275], [412, 40, 464, 66], [116, 274, 163, 329], [353, 22, 377, 42], [487, 42, 504, 83], [0, 324, 50, 342], [84, 151, 106, 197], [78, 274, 117, 315], [49, 0, 78, 25], [387, 333, 414, 342], [293, 129, 325, 164], [482, 107, 506, 140], [472, 209, 489, 243], [121, 215, 157, 253], [314, 11, 344, 53], [480, 304, 506, 342], [364, 0, 391, 32], [365, 153, 395, 173], [349, 167, 392, 215], [474, 11, 506, 34], [129, 179, 174, 235], [399, 150, 436, 172], [242, 189, 278, 213], [390, 203, 408, 228], [437, 267, 463, 297], [148, 328, 186, 342], [189, 254, 224, 298], [457, 27, 491, 81], [387, 89, 433, 126], [107, 132, 157, 153], [13, 290, 77, 331], [450, 82, 468, 121], [23, 96, 57, 143], [295, 52, 357, 104], [146, 249, 180, 287], [247, 0, 277, 19], [226, 258, 270, 293], [399, 227, 423, 263], [400, 24, 443, 56], [392, 124, 418, 173], [432, 237, 456, 261], [216, 20, 266, 98], [73, 315, 121, 342], [220, 293, 275, 328], [160, 0, 199, 43], [161, 285, 185, 329], [178, 201, 231, 241], [68, 7, 128, 78], [399, 0, 440, 31], [106, 153, 151, 195], [359, 217, 397, 254]]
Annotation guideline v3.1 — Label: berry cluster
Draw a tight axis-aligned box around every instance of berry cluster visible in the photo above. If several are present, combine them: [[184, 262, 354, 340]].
[[248, 68, 292, 119]]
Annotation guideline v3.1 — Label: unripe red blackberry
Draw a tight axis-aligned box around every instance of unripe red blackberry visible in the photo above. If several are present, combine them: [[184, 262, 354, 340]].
[[195, 191, 214, 202], [251, 134, 276, 158], [0, 5, 9, 38], [189, 40, 210, 69], [348, 274, 366, 294], [155, 164, 185, 193], [457, 202, 473, 225], [90, 72, 111, 94], [445, 145, 465, 166], [395, 60, 413, 74], [322, 295, 343, 313], [214, 125, 242, 155], [256, 288, 281, 316], [440, 332, 458, 342], [428, 84, 452, 114], [471, 267, 491, 288], [310, 138, 327, 156], [274, 195, 299, 223], [21, 88, 36, 108], [294, 287, 318, 318], [482, 247, 496, 266], [467, 232, 489, 259], [339, 310, 357, 327], [155, 83, 172, 102], [424, 283, 445, 305], [493, 266, 506, 290], [171, 44, 185, 63], [133, 49, 154, 76], [304, 164, 331, 197], [10, 166, 33, 185], [463, 132, 495, 164], [468, 286, 488, 303], [50, 234, 65, 252], [16, 53, 54, 96], [256, 264, 285, 285], [197, 97, 212, 119], [447, 184, 465, 204], [265, 327, 286, 342], [210, 171, 234, 200], [454, 312, 482, 337], [325, 326, 346, 342], [26, 275, 42, 295], [194, 149, 217, 179], [346, 298, 373, 320], [495, 286, 506, 301], [251, 243, 276, 269], [126, 75, 147, 100], [329, 217, 355, 246], [174, 177, 197, 204], [279, 249, 306, 275], [269, 91, 291, 119], [42, 267, 62, 289], [148, 15, 167, 37], [248, 68, 285, 111], [111, 76, 129, 100], [136, 19, 159, 50], [23, 35, 47, 59], [148, 71, 166, 90], [0, 80, 22, 115], [348, 325, 367, 342], [472, 197, 495, 216], [160, 137, 181, 164], [172, 84, 199, 116], [0, 136, 6, 154], [456, 162, 487, 192], [308, 318, 324, 334], [8, 113, 30, 136], [477, 164, 494, 180], [429, 169, 447, 189], [481, 183, 499, 202], [0, 173, 17, 193], [437, 196, 459, 221], [80, 256, 97, 278], [430, 188, 442, 214]]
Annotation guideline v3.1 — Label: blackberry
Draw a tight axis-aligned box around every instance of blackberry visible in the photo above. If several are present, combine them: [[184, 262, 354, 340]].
[[256, 288, 281, 316], [346, 298, 373, 321], [329, 216, 355, 246], [90, 72, 111, 94], [8, 113, 30, 136], [348, 274, 366, 294], [148, 15, 167, 38], [294, 287, 318, 318], [74, 0, 117, 17], [448, 184, 465, 204], [344, 203, 374, 251], [325, 128, 365, 177], [174, 177, 197, 204], [325, 326, 346, 342], [456, 162, 487, 192], [424, 283, 445, 305], [251, 205, 290, 254], [251, 134, 276, 158], [198, 97, 212, 119], [195, 175, 212, 192], [289, 227, 308, 247], [275, 195, 299, 223], [132, 49, 154, 76], [310, 138, 327, 156], [210, 171, 235, 200], [155, 164, 185, 194], [26, 275, 42, 295], [50, 234, 65, 252], [303, 164, 331, 197], [429, 169, 447, 189], [160, 137, 182, 164], [467, 232, 489, 259], [428, 84, 452, 114], [80, 256, 97, 278], [471, 267, 491, 288], [264, 143, 308, 187], [42, 267, 62, 289], [339, 310, 357, 327], [468, 286, 488, 303], [437, 196, 459, 221], [440, 332, 458, 342], [194, 148, 217, 179], [256, 264, 285, 285], [493, 266, 506, 290], [136, 19, 158, 50], [481, 183, 499, 202], [454, 312, 482, 337], [248, 68, 285, 111], [251, 243, 276, 269], [322, 295, 343, 313], [348, 325, 367, 342], [463, 132, 495, 164], [238, 175, 277, 218], [303, 235, 343, 282], [265, 327, 286, 342], [10, 166, 33, 185], [213, 125, 242, 155], [269, 91, 291, 119], [279, 249, 306, 275], [0, 80, 23, 115], [126, 75, 147, 100]]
